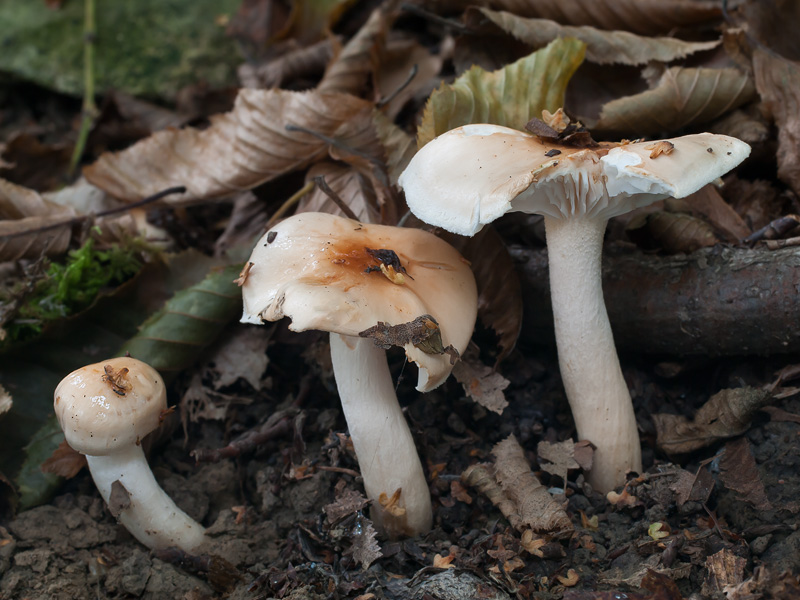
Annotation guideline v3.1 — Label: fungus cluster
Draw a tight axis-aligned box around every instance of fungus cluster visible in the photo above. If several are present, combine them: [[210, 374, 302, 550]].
[[54, 357, 206, 551], [239, 212, 477, 537], [399, 119, 750, 492]]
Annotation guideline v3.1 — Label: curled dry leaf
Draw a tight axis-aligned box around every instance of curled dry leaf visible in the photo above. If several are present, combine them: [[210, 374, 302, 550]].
[[595, 67, 756, 136], [469, 8, 720, 66], [451, 353, 509, 414], [318, 6, 392, 96], [654, 387, 772, 455], [458, 0, 722, 36], [0, 178, 75, 260], [492, 435, 573, 535], [40, 439, 87, 479], [417, 37, 585, 147], [719, 437, 773, 512], [536, 439, 581, 484], [84, 89, 375, 203]]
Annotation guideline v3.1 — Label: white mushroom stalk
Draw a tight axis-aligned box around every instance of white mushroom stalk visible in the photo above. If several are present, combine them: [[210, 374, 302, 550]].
[[239, 212, 477, 537], [54, 357, 206, 551], [399, 121, 750, 492]]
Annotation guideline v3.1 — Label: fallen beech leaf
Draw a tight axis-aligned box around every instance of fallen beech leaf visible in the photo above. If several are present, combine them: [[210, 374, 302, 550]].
[[762, 406, 800, 425], [417, 37, 585, 147], [627, 210, 719, 254], [458, 0, 722, 36], [719, 437, 773, 511], [359, 315, 458, 361], [654, 387, 772, 455], [451, 353, 509, 414], [450, 480, 472, 504], [462, 463, 520, 528], [492, 435, 573, 535], [537, 439, 581, 484], [40, 439, 87, 479], [239, 39, 337, 90], [753, 49, 800, 197], [470, 8, 720, 66], [373, 112, 416, 185], [596, 67, 756, 136], [84, 89, 376, 203], [318, 6, 392, 96], [376, 37, 444, 120], [702, 548, 746, 597], [271, 0, 353, 46], [298, 162, 380, 223], [722, 566, 800, 600], [682, 185, 751, 243]]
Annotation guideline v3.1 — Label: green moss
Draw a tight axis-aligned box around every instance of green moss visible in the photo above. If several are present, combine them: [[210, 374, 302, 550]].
[[4, 239, 143, 343]]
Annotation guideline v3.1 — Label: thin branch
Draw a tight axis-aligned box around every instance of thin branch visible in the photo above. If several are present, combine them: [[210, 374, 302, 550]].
[[312, 176, 359, 221], [69, 0, 98, 176]]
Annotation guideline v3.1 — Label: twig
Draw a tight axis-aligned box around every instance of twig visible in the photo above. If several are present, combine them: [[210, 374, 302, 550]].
[[265, 180, 316, 229], [399, 3, 472, 34], [766, 236, 800, 250], [743, 215, 800, 245], [312, 176, 359, 221], [191, 410, 295, 463], [69, 0, 98, 176], [376, 64, 419, 108], [284, 123, 382, 167]]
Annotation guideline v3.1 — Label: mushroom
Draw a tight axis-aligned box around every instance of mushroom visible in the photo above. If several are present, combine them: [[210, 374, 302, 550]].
[[239, 212, 477, 537], [54, 357, 206, 551], [398, 121, 750, 492]]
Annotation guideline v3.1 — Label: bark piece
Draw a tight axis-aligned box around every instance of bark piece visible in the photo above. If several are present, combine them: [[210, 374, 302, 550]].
[[513, 245, 800, 355], [702, 549, 747, 597]]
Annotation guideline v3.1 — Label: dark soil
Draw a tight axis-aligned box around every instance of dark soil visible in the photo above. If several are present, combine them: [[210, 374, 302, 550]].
[[1, 328, 798, 600]]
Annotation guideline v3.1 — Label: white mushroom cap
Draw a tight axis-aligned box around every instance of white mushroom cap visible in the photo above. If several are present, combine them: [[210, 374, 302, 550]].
[[398, 124, 751, 235], [54, 357, 166, 456], [240, 212, 478, 392]]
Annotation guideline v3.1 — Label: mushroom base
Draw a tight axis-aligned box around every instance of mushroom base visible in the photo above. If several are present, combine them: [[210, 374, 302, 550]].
[[330, 333, 433, 538], [544, 215, 643, 492]]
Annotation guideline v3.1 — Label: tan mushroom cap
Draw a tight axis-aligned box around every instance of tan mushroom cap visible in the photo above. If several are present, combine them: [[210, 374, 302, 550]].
[[399, 124, 751, 235], [54, 357, 167, 456], [240, 212, 478, 392]]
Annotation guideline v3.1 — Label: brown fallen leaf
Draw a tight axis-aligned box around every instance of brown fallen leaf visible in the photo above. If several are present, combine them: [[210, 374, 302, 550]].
[[719, 437, 773, 511], [492, 435, 573, 535], [239, 38, 337, 89], [654, 387, 772, 455], [595, 67, 756, 136], [298, 161, 380, 224], [344, 514, 382, 570], [84, 89, 377, 203], [323, 488, 370, 525], [669, 467, 714, 508], [359, 315, 459, 362], [722, 566, 800, 600], [40, 439, 87, 479], [451, 352, 509, 415], [375, 37, 445, 120], [682, 184, 752, 243], [702, 548, 747, 597], [537, 439, 581, 485], [627, 210, 719, 254], [469, 8, 720, 66]]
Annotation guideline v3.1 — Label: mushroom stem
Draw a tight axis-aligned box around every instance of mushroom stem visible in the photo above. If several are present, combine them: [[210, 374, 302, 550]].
[[329, 333, 433, 538], [86, 445, 207, 551], [544, 215, 642, 492]]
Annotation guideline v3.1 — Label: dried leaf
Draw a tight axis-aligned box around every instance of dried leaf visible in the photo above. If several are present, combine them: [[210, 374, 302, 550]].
[[417, 37, 585, 147], [596, 67, 756, 136], [640, 569, 684, 600], [359, 315, 458, 361], [628, 211, 719, 254], [239, 38, 336, 89], [0, 383, 10, 416], [344, 515, 383, 570], [451, 352, 509, 414], [669, 467, 714, 507], [271, 0, 353, 46], [40, 440, 86, 479], [654, 387, 772, 455], [683, 185, 751, 242], [318, 6, 392, 95], [537, 440, 581, 484], [719, 437, 773, 511], [753, 50, 800, 197], [702, 549, 746, 597], [447, 226, 523, 365], [457, 0, 722, 36], [376, 38, 444, 120], [373, 111, 416, 186], [323, 488, 370, 524], [209, 327, 270, 391], [84, 89, 376, 203], [470, 8, 720, 66], [723, 567, 800, 600], [492, 435, 573, 535], [298, 162, 379, 223]]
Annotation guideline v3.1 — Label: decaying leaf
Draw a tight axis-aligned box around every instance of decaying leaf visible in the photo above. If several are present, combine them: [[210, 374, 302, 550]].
[[359, 315, 459, 362], [654, 387, 772, 455], [209, 326, 271, 391], [451, 352, 509, 414], [537, 440, 581, 484], [596, 67, 756, 136], [376, 37, 445, 120], [719, 437, 773, 511], [492, 435, 573, 535], [627, 210, 719, 254], [298, 162, 380, 224], [373, 112, 416, 185], [722, 566, 800, 600], [84, 89, 376, 203], [682, 185, 751, 243], [344, 515, 383, 570], [470, 9, 720, 66], [669, 467, 714, 507], [40, 439, 86, 479], [239, 38, 337, 89], [457, 0, 722, 36], [323, 488, 370, 524], [702, 548, 747, 597], [417, 37, 585, 147]]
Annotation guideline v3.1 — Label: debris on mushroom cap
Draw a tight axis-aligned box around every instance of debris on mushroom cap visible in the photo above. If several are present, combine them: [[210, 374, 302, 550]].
[[54, 357, 167, 456], [240, 212, 478, 392], [398, 124, 750, 236]]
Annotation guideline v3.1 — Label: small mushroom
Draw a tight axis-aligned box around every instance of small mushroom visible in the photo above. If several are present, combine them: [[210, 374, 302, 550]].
[[54, 357, 206, 551], [399, 123, 750, 492], [240, 212, 477, 537]]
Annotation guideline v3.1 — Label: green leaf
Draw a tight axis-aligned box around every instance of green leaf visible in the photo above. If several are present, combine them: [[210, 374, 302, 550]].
[[0, 0, 241, 99], [417, 37, 585, 148]]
